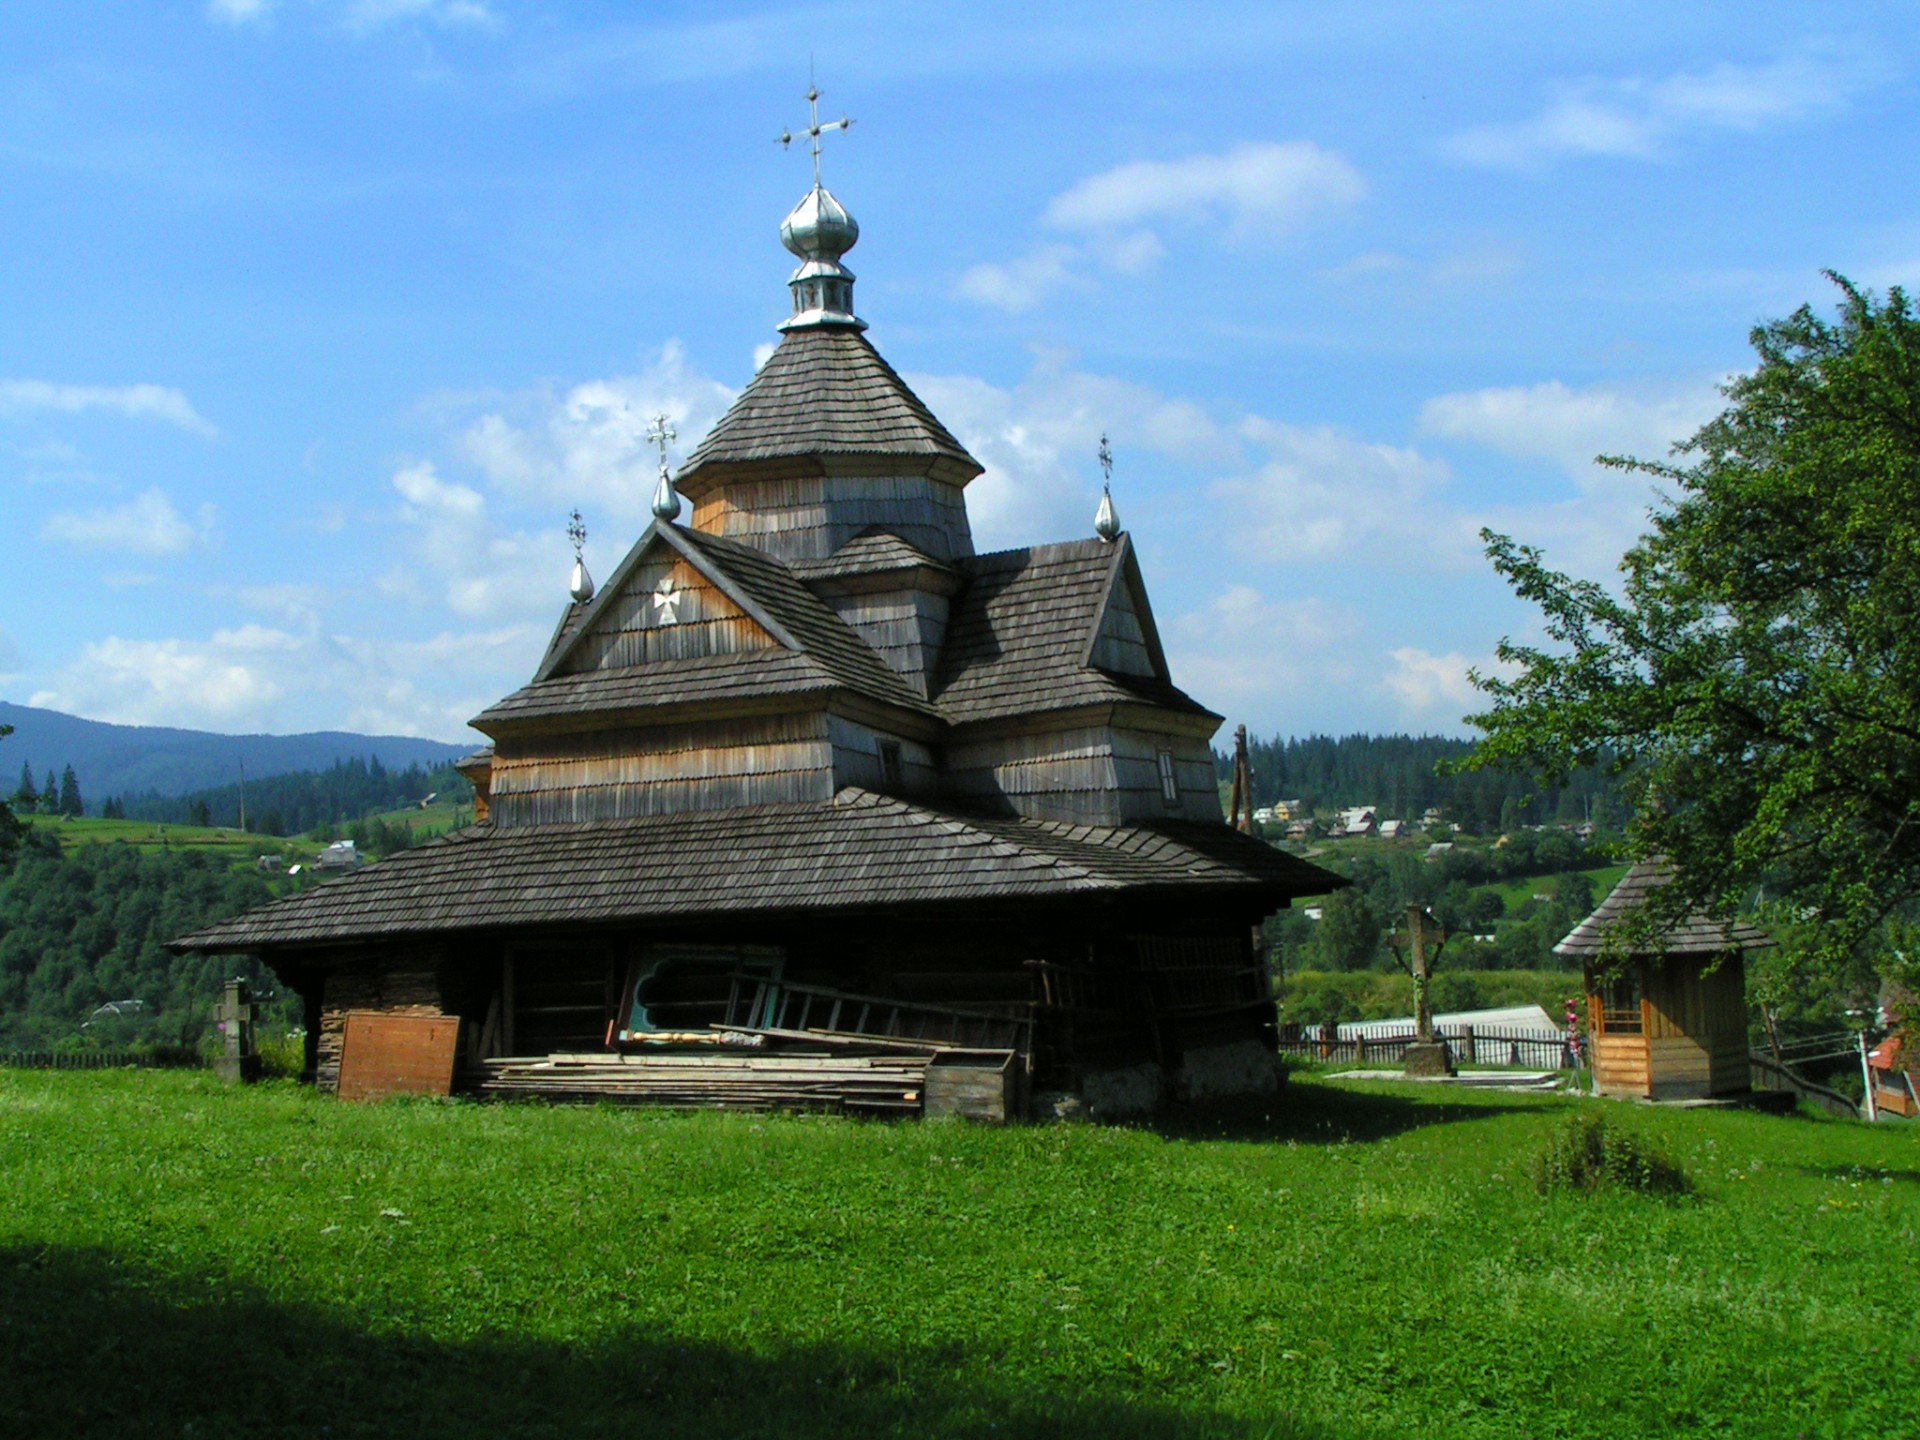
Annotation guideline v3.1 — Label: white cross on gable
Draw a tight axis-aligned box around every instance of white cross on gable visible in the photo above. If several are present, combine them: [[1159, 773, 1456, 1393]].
[[652, 575, 682, 625]]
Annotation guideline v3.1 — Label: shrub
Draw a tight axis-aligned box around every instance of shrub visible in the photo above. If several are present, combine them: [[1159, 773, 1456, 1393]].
[[1531, 1111, 1689, 1197], [258, 1029, 307, 1079]]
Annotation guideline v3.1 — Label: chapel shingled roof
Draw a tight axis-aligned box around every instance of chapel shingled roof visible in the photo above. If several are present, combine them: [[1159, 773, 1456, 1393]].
[[934, 537, 1214, 726], [678, 328, 981, 483], [171, 788, 1345, 952], [1554, 858, 1772, 959]]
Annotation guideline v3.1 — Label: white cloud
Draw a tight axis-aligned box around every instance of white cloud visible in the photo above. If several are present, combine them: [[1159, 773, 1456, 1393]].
[[1380, 646, 1483, 721], [28, 621, 532, 740], [957, 245, 1083, 313], [390, 460, 551, 618], [907, 352, 1239, 550], [207, 0, 270, 22], [0, 380, 215, 435], [960, 142, 1362, 312], [1418, 376, 1723, 486], [451, 340, 736, 525], [1165, 586, 1364, 722], [1045, 141, 1365, 242], [206, 0, 497, 30], [1444, 45, 1886, 169], [1209, 418, 1470, 563], [41, 488, 210, 556]]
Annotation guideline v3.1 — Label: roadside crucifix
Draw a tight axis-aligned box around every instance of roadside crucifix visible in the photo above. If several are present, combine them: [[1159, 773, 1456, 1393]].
[[213, 977, 262, 1084], [1388, 904, 1454, 1076]]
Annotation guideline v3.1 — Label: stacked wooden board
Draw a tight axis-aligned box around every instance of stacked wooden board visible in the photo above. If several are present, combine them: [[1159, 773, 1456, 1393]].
[[469, 1047, 935, 1113]]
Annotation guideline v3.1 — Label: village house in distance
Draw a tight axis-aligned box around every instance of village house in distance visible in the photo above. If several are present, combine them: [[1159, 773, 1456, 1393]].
[[174, 95, 1344, 1118]]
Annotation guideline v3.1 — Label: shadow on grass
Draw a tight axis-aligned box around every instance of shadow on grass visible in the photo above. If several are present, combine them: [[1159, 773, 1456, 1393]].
[[0, 1245, 1363, 1440], [1146, 1080, 1552, 1148]]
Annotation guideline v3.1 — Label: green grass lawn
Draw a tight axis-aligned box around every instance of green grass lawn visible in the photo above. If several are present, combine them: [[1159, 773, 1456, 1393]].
[[1488, 864, 1629, 917], [2, 1070, 1912, 1439]]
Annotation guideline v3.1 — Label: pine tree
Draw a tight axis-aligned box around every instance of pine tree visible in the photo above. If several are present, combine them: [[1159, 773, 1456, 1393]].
[[58, 765, 83, 818], [40, 770, 57, 815], [15, 762, 35, 807]]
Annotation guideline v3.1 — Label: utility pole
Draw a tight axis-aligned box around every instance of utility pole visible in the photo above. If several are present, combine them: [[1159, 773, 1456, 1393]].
[[238, 756, 247, 834]]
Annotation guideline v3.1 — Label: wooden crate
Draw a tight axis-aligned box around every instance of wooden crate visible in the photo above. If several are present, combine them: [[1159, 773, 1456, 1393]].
[[337, 1012, 461, 1102]]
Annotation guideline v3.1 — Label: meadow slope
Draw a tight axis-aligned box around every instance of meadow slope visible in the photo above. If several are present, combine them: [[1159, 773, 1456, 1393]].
[[1, 1070, 1912, 1439]]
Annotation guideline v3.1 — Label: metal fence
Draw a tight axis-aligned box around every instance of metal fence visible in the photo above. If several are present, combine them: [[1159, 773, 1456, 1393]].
[[1276, 1026, 1575, 1070]]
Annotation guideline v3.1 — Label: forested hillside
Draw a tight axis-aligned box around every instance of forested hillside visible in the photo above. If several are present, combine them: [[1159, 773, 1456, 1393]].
[[1220, 732, 1627, 831], [0, 833, 298, 1048], [115, 757, 472, 837]]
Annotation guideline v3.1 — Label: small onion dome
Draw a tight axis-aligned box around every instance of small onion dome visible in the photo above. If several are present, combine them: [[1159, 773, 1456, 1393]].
[[780, 184, 859, 262], [651, 469, 683, 523], [569, 556, 595, 603], [1094, 486, 1121, 543]]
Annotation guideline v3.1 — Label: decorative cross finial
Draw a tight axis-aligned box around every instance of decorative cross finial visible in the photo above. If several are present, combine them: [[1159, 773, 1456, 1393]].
[[646, 414, 682, 523], [566, 509, 595, 602], [778, 83, 853, 189], [645, 414, 677, 479], [1094, 433, 1121, 543]]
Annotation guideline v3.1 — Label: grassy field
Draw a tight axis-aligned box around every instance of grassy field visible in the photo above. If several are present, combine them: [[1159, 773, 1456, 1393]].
[[1, 1070, 1912, 1439], [1489, 864, 1630, 916], [22, 813, 262, 854]]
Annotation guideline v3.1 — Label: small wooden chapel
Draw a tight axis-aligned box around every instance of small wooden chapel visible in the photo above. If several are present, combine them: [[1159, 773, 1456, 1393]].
[[174, 114, 1343, 1118], [1556, 858, 1769, 1100]]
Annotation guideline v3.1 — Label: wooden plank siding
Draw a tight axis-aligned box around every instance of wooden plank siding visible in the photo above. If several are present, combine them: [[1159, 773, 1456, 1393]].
[[942, 725, 1220, 824], [488, 711, 835, 824], [827, 713, 938, 798], [1590, 954, 1749, 1099], [1089, 575, 1156, 677], [560, 555, 775, 673], [692, 474, 973, 563], [1593, 1033, 1651, 1097], [822, 587, 950, 696]]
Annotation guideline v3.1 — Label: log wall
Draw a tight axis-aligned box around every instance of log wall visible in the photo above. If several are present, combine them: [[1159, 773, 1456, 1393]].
[[1590, 954, 1749, 1098], [316, 948, 447, 1094], [691, 474, 973, 563], [488, 711, 834, 824], [561, 555, 774, 673]]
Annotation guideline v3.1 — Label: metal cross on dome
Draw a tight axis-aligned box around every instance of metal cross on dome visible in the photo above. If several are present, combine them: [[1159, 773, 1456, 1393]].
[[778, 84, 853, 189], [1098, 434, 1113, 487], [645, 414, 676, 478], [567, 508, 586, 560]]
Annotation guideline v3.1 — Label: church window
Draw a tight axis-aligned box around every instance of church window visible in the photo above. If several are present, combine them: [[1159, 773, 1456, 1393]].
[[1157, 747, 1180, 807], [878, 740, 904, 791]]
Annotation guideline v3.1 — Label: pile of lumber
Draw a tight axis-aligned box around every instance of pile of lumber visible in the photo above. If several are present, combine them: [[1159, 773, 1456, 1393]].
[[469, 1047, 935, 1113]]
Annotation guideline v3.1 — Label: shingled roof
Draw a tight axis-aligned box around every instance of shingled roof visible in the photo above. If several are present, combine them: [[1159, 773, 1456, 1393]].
[[678, 328, 981, 487], [934, 536, 1214, 726], [172, 788, 1345, 953], [476, 524, 940, 733], [1554, 858, 1771, 959]]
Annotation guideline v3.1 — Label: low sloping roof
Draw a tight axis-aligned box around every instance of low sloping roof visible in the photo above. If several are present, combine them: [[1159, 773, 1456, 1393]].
[[679, 329, 980, 484], [934, 537, 1214, 726], [171, 788, 1344, 953], [787, 529, 955, 583], [1554, 858, 1771, 958]]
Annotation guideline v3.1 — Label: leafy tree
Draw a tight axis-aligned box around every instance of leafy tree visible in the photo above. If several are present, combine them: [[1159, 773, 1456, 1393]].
[[0, 729, 22, 861], [58, 765, 82, 818], [1464, 276, 1920, 986], [1312, 888, 1384, 971]]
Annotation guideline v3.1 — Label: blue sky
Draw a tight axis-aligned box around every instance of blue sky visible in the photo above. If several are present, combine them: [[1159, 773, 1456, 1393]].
[[2, 2, 1914, 745]]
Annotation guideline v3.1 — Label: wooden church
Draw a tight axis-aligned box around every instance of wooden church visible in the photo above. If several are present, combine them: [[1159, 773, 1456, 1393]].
[[174, 132, 1342, 1118], [1556, 859, 1768, 1101]]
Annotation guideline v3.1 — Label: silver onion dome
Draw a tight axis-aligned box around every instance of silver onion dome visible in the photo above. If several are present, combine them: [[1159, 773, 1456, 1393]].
[[651, 469, 683, 523], [778, 185, 865, 332], [1094, 486, 1120, 543], [780, 184, 859, 262], [569, 556, 596, 603]]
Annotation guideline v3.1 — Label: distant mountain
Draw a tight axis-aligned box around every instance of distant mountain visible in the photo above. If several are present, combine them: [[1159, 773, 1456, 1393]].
[[0, 701, 470, 800]]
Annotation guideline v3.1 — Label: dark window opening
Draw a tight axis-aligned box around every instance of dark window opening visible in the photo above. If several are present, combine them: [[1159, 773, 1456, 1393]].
[[1156, 747, 1180, 807]]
